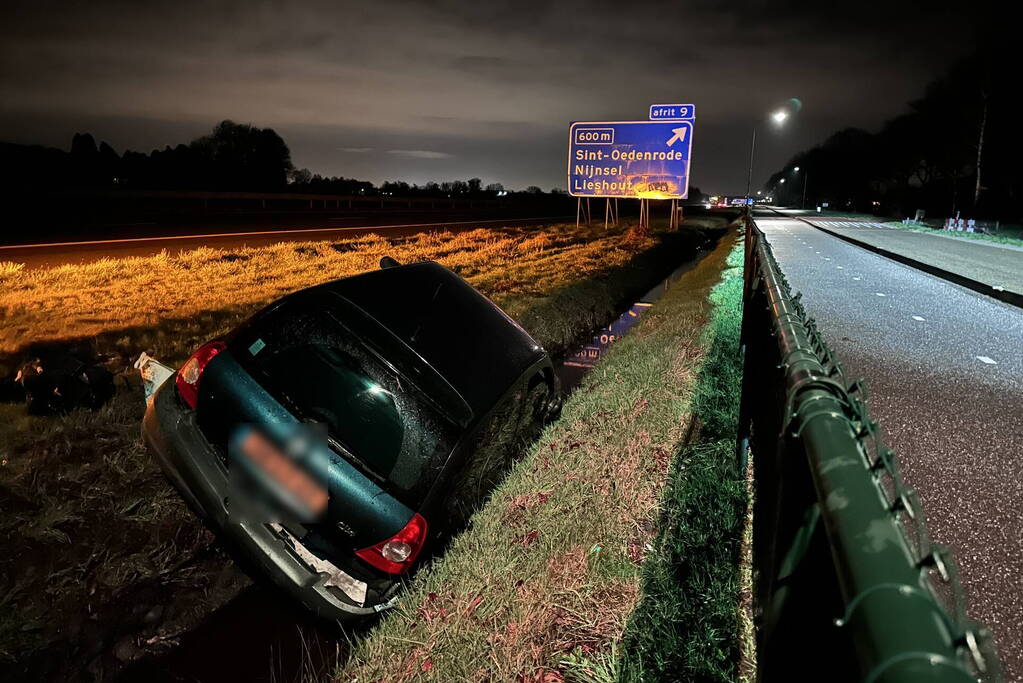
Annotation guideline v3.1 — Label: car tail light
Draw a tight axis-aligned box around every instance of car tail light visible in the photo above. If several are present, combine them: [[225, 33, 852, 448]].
[[175, 340, 226, 409], [355, 513, 428, 574]]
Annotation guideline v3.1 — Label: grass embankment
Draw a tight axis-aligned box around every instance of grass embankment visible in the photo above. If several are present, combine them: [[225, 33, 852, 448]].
[[879, 221, 1023, 248], [796, 208, 1023, 247], [618, 242, 748, 682], [0, 220, 717, 677], [337, 235, 744, 681]]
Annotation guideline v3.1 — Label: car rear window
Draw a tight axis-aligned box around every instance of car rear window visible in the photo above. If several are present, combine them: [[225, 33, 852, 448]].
[[233, 306, 457, 503]]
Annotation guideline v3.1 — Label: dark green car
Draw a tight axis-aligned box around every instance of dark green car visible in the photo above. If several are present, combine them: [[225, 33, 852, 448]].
[[143, 259, 560, 621]]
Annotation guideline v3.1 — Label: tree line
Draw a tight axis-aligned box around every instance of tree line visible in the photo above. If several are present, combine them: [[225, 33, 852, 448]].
[[0, 120, 560, 198], [767, 47, 1021, 221]]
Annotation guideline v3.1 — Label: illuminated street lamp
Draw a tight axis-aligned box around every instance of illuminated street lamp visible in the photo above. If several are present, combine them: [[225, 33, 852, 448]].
[[780, 178, 786, 183], [745, 107, 794, 208], [792, 166, 809, 209]]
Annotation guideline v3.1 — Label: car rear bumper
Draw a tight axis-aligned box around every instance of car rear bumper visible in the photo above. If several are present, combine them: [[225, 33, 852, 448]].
[[142, 378, 397, 621]]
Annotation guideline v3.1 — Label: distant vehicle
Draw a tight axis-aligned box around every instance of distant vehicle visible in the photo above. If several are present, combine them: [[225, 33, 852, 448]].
[[143, 259, 561, 621]]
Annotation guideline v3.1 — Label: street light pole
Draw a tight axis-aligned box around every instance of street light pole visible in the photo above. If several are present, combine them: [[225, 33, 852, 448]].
[[801, 171, 808, 210], [744, 127, 757, 210], [746, 109, 791, 210]]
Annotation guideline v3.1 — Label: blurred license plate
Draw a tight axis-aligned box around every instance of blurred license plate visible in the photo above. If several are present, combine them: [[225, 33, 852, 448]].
[[237, 429, 328, 518]]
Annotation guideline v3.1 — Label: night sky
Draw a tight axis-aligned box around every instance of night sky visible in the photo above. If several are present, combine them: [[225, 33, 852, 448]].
[[0, 1, 983, 193]]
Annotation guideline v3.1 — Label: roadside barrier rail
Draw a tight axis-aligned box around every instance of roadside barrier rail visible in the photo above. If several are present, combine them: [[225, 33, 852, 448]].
[[738, 216, 1001, 682]]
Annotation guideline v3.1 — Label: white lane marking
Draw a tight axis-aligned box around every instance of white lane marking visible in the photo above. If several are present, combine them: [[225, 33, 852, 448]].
[[875, 292, 886, 297], [977, 356, 998, 365], [853, 277, 861, 281], [836, 266, 844, 269], [912, 315, 925, 321], [824, 257, 831, 261]]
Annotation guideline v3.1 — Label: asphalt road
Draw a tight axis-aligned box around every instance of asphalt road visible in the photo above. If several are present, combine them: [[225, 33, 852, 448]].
[[755, 215, 1023, 681], [802, 217, 1023, 295], [0, 213, 572, 268]]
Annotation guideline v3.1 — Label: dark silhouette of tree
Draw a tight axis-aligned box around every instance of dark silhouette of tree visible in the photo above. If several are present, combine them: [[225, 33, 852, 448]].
[[188, 120, 293, 191], [767, 46, 1021, 221], [69, 133, 100, 186], [1, 122, 575, 207], [70, 133, 98, 158], [97, 141, 121, 184]]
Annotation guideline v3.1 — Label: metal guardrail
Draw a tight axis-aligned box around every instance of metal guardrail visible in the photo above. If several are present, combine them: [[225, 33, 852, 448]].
[[738, 216, 1001, 682]]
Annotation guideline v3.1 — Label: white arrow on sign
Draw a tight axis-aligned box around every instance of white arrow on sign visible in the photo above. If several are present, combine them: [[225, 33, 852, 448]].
[[665, 127, 687, 147]]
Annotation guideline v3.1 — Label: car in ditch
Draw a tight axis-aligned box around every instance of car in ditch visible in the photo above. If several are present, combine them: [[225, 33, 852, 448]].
[[143, 258, 561, 621]]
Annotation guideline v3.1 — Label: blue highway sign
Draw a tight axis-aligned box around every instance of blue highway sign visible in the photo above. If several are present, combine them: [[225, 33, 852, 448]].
[[568, 120, 694, 198], [648, 103, 695, 120]]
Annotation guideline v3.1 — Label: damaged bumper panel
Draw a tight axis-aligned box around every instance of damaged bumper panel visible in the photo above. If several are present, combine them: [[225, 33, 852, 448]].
[[270, 523, 368, 606], [143, 378, 396, 621]]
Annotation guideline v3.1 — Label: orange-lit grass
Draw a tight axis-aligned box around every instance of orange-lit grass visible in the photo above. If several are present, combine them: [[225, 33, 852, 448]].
[[0, 220, 664, 672], [0, 223, 650, 360]]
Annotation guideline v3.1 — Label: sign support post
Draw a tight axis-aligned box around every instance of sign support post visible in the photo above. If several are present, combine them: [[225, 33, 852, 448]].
[[576, 197, 593, 228], [603, 198, 619, 228]]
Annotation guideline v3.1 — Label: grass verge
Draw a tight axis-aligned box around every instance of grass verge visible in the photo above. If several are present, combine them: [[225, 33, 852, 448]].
[[336, 233, 739, 682], [879, 221, 1023, 248], [0, 219, 721, 678], [617, 240, 747, 682]]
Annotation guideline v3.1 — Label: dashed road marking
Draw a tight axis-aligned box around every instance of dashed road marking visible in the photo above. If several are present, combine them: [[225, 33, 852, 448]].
[[976, 356, 998, 365], [875, 292, 886, 297], [853, 277, 861, 281], [912, 315, 925, 321], [836, 266, 844, 269]]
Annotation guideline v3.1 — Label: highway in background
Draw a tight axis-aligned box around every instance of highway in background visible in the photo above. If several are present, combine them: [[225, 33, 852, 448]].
[[755, 214, 1023, 680], [792, 213, 1023, 297], [0, 213, 572, 268]]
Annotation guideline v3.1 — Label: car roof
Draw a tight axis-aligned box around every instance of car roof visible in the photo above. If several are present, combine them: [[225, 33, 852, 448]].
[[298, 262, 547, 421]]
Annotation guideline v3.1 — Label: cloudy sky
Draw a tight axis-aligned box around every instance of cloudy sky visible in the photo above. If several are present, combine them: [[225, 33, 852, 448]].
[[0, 1, 982, 192]]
